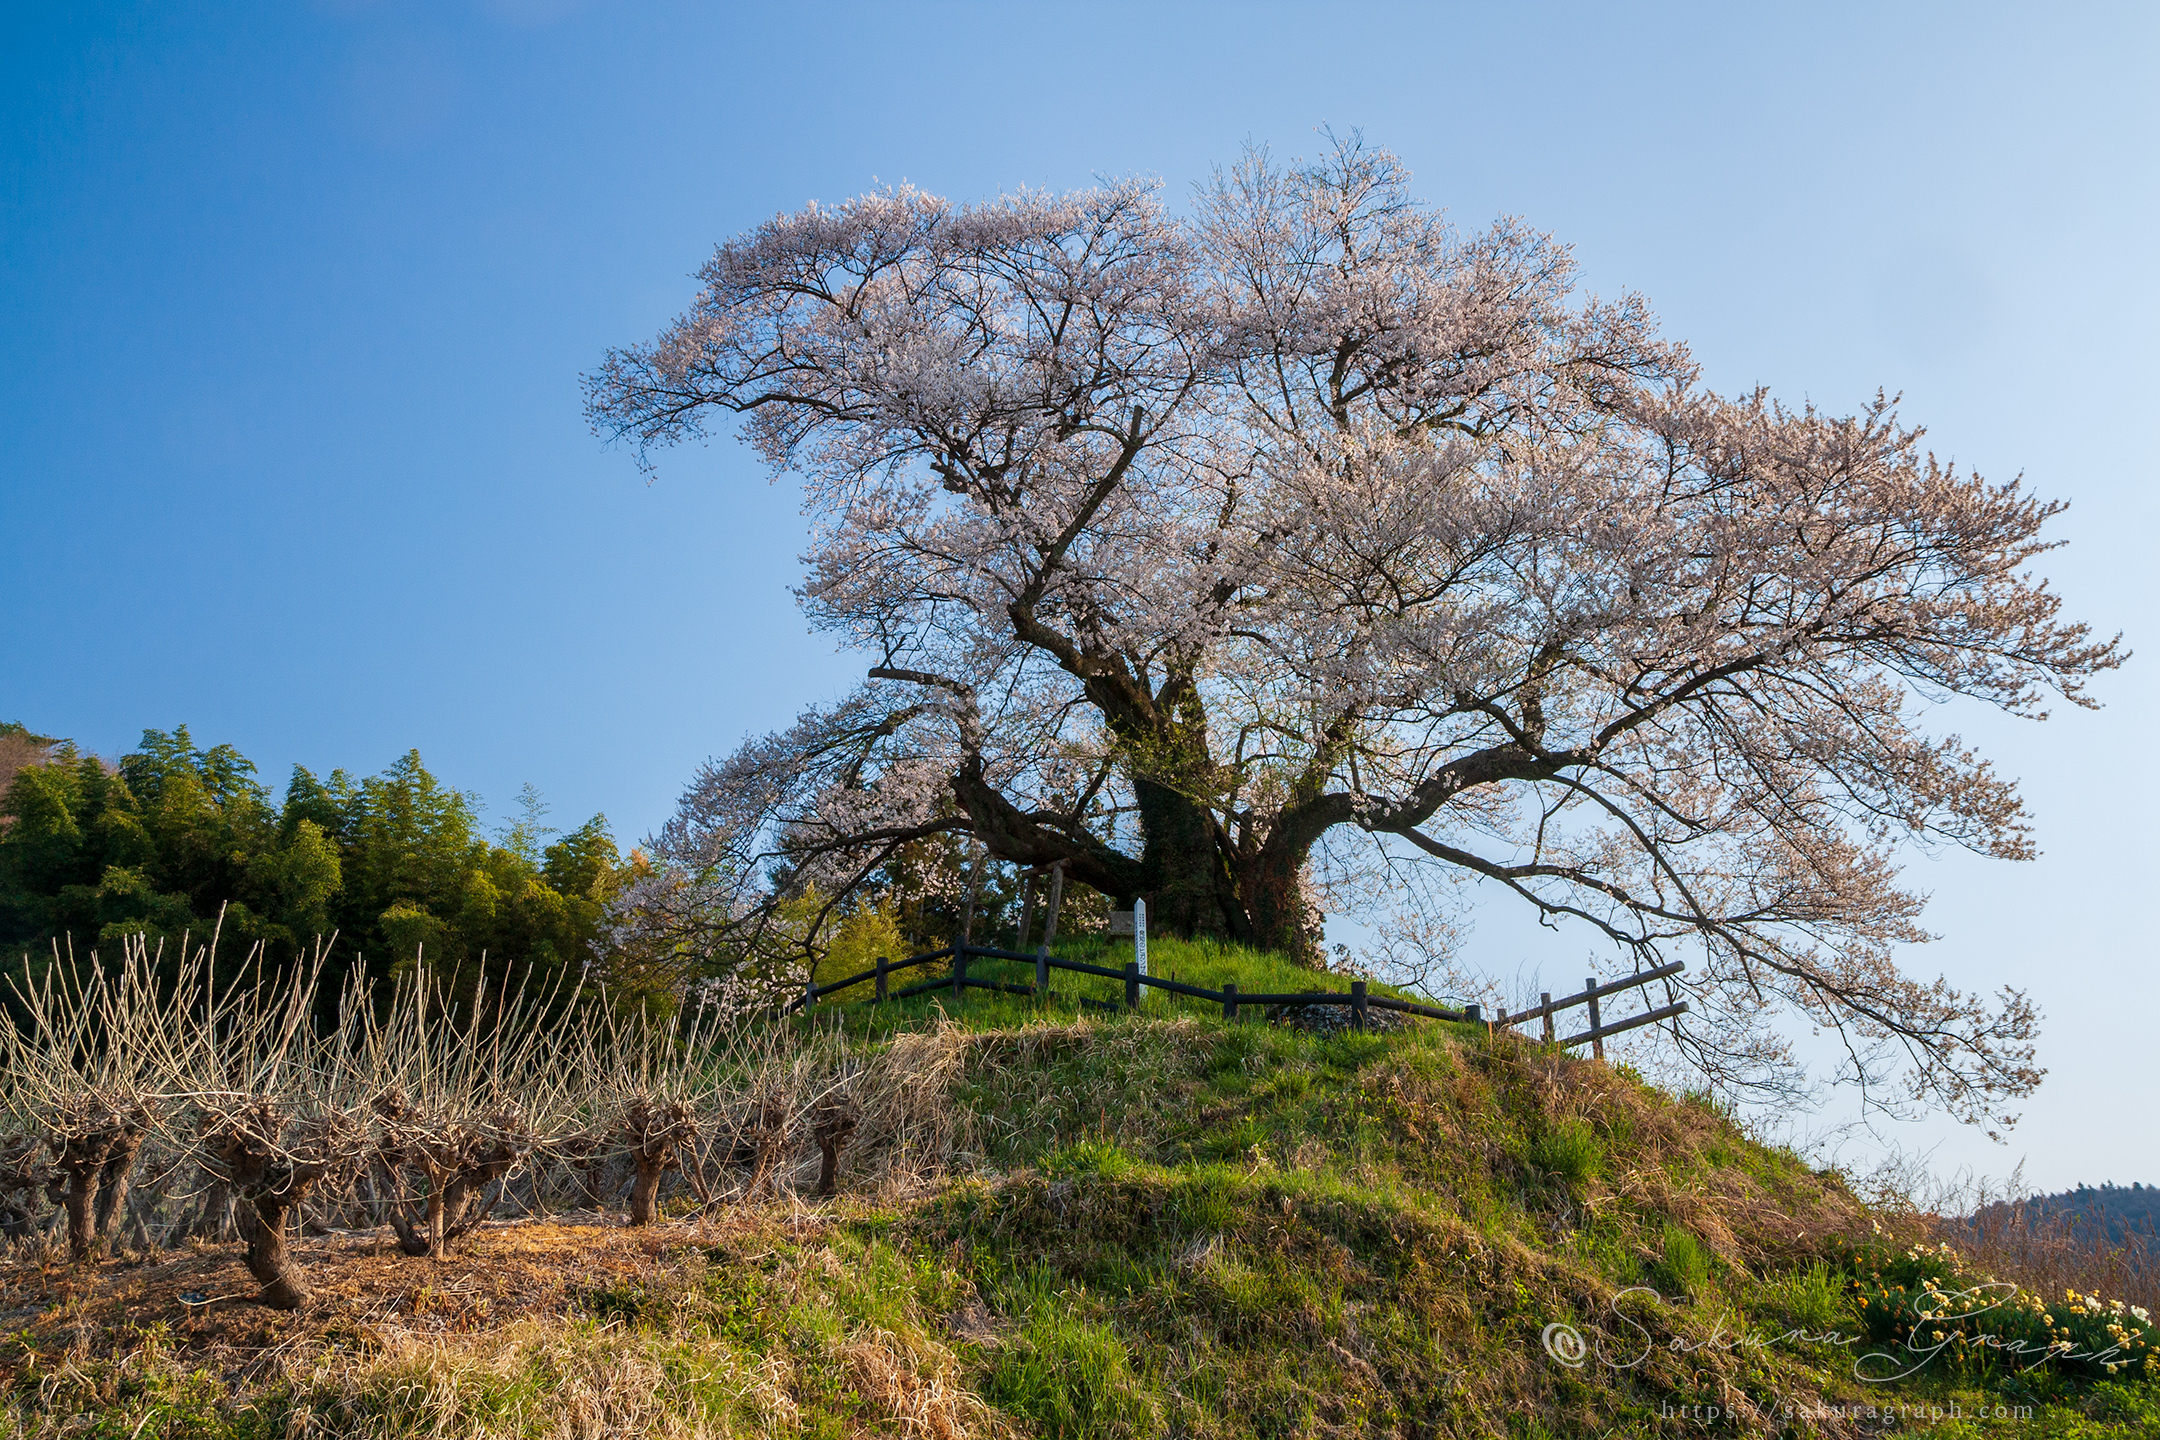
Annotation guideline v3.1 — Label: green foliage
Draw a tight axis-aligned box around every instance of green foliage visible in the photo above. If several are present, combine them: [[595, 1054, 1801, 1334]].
[[0, 724, 633, 1004], [813, 900, 907, 1000]]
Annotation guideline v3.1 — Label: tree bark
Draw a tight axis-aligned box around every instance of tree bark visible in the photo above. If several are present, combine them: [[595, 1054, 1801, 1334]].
[[91, 1130, 145, 1247], [1239, 835, 1320, 965], [236, 1194, 308, 1310], [812, 1106, 855, 1198], [1135, 777, 1242, 940], [627, 1148, 670, 1226], [53, 1128, 124, 1259], [58, 1166, 98, 1259]]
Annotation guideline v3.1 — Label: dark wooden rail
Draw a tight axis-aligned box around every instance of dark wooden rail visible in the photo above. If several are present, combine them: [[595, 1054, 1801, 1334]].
[[1494, 962, 1690, 1056], [790, 939, 1690, 1055], [788, 941, 1482, 1031]]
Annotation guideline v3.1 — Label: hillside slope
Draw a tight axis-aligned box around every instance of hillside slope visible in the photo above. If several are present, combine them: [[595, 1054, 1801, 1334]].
[[4, 940, 2156, 1438]]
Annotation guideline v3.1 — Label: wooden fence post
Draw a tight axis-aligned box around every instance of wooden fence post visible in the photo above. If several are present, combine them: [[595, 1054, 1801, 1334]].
[[1351, 980, 1367, 1032], [1222, 981, 1238, 1022], [1034, 945, 1048, 997], [953, 947, 968, 1003], [1585, 977, 1604, 1059], [1540, 992, 1554, 1044], [803, 978, 815, 1013], [1124, 960, 1139, 1011], [875, 956, 888, 1002]]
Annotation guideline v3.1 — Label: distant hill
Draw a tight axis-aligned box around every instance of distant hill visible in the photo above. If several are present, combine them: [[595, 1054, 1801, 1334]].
[[1976, 1182, 2160, 1245]]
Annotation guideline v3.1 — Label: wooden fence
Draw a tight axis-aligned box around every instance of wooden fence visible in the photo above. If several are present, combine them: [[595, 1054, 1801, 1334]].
[[1491, 961, 1690, 1057], [786, 942, 1689, 1052]]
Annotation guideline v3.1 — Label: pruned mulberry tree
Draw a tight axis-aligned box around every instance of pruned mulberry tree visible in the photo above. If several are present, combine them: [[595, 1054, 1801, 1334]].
[[586, 135, 2121, 1128]]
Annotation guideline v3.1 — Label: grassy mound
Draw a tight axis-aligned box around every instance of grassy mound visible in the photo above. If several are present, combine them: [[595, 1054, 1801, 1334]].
[[5, 938, 2156, 1438]]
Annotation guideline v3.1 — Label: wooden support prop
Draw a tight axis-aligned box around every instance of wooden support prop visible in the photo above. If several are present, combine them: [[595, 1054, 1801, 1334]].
[[1125, 960, 1140, 1011], [1585, 977, 1604, 1059], [1042, 862, 1065, 947], [959, 843, 985, 945], [1540, 992, 1554, 1044], [1016, 870, 1038, 953], [1222, 981, 1238, 1022], [875, 956, 888, 1002], [1351, 980, 1367, 1032], [803, 978, 815, 1013]]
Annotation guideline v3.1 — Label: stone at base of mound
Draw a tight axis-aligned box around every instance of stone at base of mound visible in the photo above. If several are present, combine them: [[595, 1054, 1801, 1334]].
[[1263, 1002, 1409, 1036]]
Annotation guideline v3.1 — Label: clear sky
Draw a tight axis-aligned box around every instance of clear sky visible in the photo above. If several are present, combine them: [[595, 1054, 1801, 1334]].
[[4, 2, 2153, 1194]]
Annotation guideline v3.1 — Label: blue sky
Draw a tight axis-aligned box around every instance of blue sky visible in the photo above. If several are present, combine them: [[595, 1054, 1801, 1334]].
[[4, 2, 2154, 1192]]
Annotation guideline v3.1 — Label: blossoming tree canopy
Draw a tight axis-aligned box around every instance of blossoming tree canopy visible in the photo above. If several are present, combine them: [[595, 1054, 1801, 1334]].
[[585, 136, 2122, 1129]]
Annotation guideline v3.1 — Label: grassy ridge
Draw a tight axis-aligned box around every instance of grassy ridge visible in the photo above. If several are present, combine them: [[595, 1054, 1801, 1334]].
[[7, 937, 2157, 1438]]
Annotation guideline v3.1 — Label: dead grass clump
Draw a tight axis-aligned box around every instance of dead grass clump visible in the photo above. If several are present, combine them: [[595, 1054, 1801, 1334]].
[[848, 1015, 978, 1194], [839, 1326, 1012, 1440]]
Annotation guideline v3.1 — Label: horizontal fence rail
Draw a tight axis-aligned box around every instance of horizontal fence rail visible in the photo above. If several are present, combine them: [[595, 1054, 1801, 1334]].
[[789, 941, 1688, 1054], [788, 941, 1481, 1032], [1493, 962, 1690, 1057]]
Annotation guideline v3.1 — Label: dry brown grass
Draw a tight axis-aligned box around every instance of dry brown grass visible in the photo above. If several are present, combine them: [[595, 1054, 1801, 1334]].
[[3, 1207, 1012, 1440], [0, 1220, 676, 1382], [1939, 1202, 2160, 1317]]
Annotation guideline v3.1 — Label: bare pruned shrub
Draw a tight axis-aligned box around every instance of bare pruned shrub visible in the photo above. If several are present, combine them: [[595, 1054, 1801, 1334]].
[[0, 927, 923, 1305], [160, 947, 373, 1308], [363, 975, 565, 1257], [0, 1133, 50, 1241], [1, 934, 188, 1258], [564, 999, 730, 1225]]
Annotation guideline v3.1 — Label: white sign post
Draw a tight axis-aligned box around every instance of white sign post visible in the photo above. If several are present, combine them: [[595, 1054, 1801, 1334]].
[[1133, 897, 1148, 977]]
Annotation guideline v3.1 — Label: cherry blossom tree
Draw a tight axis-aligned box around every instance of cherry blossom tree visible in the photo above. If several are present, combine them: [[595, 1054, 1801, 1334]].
[[587, 135, 2120, 1128]]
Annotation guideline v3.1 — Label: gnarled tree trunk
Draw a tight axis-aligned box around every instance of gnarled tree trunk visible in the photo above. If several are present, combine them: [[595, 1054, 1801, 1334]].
[[91, 1128, 146, 1248], [812, 1103, 856, 1198], [235, 1190, 310, 1310], [1134, 778, 1244, 942], [53, 1118, 141, 1259]]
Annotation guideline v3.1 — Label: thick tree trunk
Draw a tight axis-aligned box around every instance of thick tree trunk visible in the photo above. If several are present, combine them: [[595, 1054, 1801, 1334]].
[[92, 1131, 145, 1247], [627, 1149, 669, 1226], [1134, 777, 1242, 941], [236, 1194, 308, 1310], [1239, 834, 1324, 966], [812, 1106, 855, 1198], [59, 1168, 98, 1259]]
